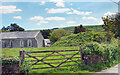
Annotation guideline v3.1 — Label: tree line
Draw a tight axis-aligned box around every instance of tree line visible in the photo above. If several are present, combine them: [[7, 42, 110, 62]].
[[1, 23, 24, 32]]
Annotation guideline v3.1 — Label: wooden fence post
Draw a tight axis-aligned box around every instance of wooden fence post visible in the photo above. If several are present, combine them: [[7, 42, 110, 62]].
[[19, 50, 25, 64], [79, 45, 83, 61]]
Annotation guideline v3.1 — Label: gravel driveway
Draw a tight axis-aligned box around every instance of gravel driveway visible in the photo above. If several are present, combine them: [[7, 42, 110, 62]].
[[91, 63, 120, 75]]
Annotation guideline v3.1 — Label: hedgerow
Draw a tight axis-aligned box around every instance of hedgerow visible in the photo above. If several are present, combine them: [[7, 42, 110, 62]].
[[79, 41, 119, 72]]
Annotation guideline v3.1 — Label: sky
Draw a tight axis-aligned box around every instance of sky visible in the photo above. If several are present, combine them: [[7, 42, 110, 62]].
[[0, 0, 119, 30]]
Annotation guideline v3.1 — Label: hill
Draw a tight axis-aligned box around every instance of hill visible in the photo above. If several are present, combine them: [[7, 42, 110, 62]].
[[52, 31, 107, 47]]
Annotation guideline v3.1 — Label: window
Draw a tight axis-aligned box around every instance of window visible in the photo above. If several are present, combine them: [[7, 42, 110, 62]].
[[2, 41, 6, 48], [20, 40, 24, 47], [27, 39, 32, 47], [10, 40, 13, 48]]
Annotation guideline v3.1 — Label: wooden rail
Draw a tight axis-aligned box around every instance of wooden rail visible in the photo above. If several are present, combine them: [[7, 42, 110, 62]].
[[19, 45, 83, 70]]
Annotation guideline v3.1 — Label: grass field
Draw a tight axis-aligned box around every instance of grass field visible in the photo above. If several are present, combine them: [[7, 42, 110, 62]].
[[2, 46, 79, 57], [2, 46, 94, 73]]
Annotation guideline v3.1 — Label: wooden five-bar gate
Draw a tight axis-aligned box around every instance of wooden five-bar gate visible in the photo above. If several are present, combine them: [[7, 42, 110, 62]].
[[19, 46, 83, 70]]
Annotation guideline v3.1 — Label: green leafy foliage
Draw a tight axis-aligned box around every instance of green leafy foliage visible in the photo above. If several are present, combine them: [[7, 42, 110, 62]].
[[102, 14, 120, 38], [52, 31, 107, 47], [50, 29, 67, 43], [80, 41, 118, 71], [2, 56, 32, 73]]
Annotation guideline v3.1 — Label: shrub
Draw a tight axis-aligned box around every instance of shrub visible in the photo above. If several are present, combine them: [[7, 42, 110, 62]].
[[2, 56, 32, 74], [2, 57, 19, 73], [50, 29, 67, 43], [80, 42, 119, 71]]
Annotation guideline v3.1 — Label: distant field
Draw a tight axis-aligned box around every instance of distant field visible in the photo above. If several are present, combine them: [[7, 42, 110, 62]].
[[63, 25, 104, 33], [27, 25, 104, 32]]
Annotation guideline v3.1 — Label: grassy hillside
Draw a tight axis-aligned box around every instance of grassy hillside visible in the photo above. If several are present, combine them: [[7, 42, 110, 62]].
[[52, 31, 108, 47]]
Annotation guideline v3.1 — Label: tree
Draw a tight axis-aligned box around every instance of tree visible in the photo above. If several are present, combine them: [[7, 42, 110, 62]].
[[74, 24, 88, 34], [40, 29, 52, 39], [115, 13, 120, 37], [9, 23, 24, 31], [1, 26, 10, 32], [102, 13, 120, 41], [50, 29, 67, 43], [1, 23, 25, 32]]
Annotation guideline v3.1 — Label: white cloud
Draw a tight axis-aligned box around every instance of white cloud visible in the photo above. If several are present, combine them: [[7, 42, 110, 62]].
[[40, 20, 48, 23], [49, 0, 65, 7], [40, 1, 45, 5], [30, 16, 66, 21], [13, 16, 22, 19], [45, 17, 66, 20], [47, 8, 71, 13], [29, 16, 44, 21], [56, 2, 65, 7], [70, 3, 73, 5], [66, 12, 73, 14], [47, 8, 92, 15], [82, 17, 97, 20], [104, 11, 116, 16], [66, 21, 76, 24], [0, 6, 22, 14], [71, 9, 92, 15], [36, 20, 48, 25]]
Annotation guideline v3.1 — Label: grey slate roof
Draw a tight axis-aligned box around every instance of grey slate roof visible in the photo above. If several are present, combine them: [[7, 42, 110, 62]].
[[0, 31, 40, 39]]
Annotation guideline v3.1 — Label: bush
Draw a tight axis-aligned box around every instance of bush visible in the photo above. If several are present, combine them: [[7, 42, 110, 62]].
[[50, 29, 67, 43], [80, 42, 119, 71], [2, 57, 19, 73], [2, 56, 32, 74]]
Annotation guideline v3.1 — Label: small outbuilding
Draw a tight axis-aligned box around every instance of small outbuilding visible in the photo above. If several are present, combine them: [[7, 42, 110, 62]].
[[44, 39, 51, 47]]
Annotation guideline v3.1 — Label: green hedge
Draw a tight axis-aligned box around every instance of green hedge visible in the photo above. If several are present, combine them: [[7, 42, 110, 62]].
[[79, 42, 119, 71], [2, 57, 31, 73]]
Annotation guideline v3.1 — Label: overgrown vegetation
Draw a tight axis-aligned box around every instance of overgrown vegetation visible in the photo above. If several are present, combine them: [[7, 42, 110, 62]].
[[2, 56, 32, 74], [52, 31, 107, 47]]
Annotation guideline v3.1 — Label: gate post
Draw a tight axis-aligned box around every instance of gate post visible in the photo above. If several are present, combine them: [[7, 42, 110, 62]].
[[79, 45, 83, 61], [19, 50, 25, 64]]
